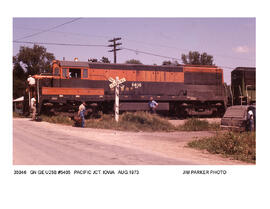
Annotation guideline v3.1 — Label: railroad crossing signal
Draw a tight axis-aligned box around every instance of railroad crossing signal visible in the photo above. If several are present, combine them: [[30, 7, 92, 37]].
[[108, 76, 126, 122], [109, 77, 126, 89]]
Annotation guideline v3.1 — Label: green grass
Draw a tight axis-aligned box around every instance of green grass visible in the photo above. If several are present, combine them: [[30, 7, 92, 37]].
[[40, 112, 221, 132], [40, 112, 175, 132], [188, 131, 256, 163], [86, 113, 221, 132], [120, 112, 176, 132], [85, 112, 176, 132], [177, 118, 220, 131], [41, 115, 74, 126], [85, 114, 120, 130]]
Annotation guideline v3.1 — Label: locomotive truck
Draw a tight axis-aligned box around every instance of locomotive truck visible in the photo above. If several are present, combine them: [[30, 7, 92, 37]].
[[23, 60, 227, 118]]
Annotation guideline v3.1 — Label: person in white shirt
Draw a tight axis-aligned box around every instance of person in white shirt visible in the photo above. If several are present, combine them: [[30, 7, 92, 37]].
[[30, 97, 36, 120], [247, 109, 254, 131], [148, 97, 158, 114], [27, 75, 36, 97], [78, 102, 86, 127], [27, 75, 35, 85]]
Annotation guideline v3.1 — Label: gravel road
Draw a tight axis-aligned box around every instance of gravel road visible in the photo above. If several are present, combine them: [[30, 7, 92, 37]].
[[13, 118, 246, 165]]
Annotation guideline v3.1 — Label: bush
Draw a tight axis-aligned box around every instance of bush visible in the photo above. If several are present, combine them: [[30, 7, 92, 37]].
[[188, 131, 256, 163], [178, 118, 220, 131], [120, 112, 175, 132], [84, 112, 175, 132], [85, 114, 120, 129]]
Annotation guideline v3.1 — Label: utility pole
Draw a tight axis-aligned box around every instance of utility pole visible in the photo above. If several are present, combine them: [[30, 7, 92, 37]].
[[108, 37, 122, 63]]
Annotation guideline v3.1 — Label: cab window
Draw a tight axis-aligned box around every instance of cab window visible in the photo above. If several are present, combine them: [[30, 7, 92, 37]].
[[69, 68, 81, 78], [83, 69, 88, 78]]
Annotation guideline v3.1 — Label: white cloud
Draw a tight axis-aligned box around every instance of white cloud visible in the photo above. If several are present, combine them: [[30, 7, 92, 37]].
[[233, 46, 249, 53]]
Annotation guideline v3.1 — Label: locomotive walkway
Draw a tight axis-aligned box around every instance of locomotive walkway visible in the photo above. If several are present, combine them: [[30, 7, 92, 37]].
[[13, 118, 245, 165]]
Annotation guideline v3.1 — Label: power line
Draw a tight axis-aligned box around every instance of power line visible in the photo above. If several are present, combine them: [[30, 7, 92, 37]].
[[13, 40, 107, 47], [14, 18, 82, 41], [123, 47, 238, 69], [122, 47, 182, 61], [13, 40, 240, 70], [13, 40, 181, 60], [15, 26, 112, 40]]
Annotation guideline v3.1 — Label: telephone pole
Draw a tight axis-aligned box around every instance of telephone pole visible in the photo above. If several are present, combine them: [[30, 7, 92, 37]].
[[108, 37, 122, 63]]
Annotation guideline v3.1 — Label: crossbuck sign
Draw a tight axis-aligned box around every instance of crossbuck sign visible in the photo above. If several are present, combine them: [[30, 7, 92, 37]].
[[109, 77, 126, 89], [109, 77, 126, 122]]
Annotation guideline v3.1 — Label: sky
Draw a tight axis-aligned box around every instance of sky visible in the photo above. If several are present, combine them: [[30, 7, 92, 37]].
[[13, 18, 255, 84]]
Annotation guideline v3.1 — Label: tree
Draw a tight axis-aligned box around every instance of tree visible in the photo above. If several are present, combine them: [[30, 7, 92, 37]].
[[162, 60, 172, 66], [100, 57, 110, 63], [162, 60, 180, 66], [13, 44, 55, 98], [125, 59, 142, 64], [200, 52, 214, 65], [13, 44, 55, 75], [88, 57, 110, 63], [181, 51, 214, 65], [88, 58, 98, 62]]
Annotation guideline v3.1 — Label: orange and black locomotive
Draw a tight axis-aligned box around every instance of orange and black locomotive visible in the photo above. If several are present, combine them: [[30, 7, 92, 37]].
[[25, 60, 227, 117]]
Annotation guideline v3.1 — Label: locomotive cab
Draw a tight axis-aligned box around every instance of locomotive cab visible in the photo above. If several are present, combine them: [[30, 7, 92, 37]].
[[34, 60, 104, 117]]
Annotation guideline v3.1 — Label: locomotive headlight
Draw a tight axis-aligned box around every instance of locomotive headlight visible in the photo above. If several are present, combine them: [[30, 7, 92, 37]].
[[74, 57, 78, 62]]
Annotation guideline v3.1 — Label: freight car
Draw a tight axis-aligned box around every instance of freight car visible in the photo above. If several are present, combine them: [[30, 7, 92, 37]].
[[24, 60, 227, 118], [231, 67, 256, 105]]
